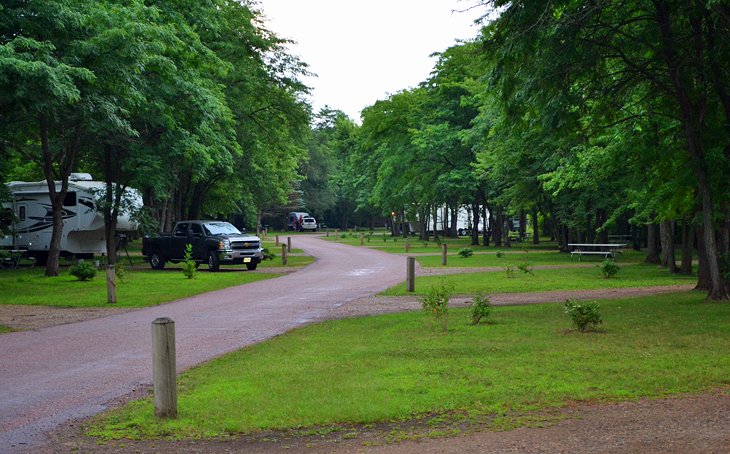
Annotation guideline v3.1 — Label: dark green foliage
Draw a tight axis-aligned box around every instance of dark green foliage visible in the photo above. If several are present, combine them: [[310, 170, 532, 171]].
[[468, 292, 492, 325], [564, 299, 602, 332], [598, 259, 620, 279], [458, 248, 473, 258], [262, 248, 275, 261], [182, 244, 196, 280], [420, 279, 453, 332], [70, 262, 97, 281]]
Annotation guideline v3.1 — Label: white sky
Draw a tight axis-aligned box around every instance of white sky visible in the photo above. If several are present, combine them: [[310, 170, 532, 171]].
[[257, 0, 485, 121]]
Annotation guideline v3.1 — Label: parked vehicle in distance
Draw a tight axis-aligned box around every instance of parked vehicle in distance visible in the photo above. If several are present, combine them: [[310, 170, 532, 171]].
[[300, 216, 317, 232], [287, 211, 309, 230], [142, 220, 264, 271]]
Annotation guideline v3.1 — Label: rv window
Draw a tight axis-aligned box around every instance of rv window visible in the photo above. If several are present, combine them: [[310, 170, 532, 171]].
[[63, 192, 77, 206], [18, 206, 26, 221]]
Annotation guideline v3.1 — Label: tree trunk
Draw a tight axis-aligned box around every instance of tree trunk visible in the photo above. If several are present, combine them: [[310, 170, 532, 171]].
[[519, 209, 526, 242], [531, 208, 540, 244], [696, 223, 710, 290], [432, 205, 439, 240], [494, 209, 503, 247], [450, 205, 458, 238], [680, 223, 693, 274], [482, 204, 489, 246], [660, 220, 678, 272], [645, 223, 660, 264], [470, 203, 480, 246]]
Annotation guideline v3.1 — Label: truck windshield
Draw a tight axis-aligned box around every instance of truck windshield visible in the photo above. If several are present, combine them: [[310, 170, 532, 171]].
[[203, 222, 241, 236]]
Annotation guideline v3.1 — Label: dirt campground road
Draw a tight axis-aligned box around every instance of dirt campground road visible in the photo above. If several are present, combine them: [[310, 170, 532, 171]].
[[0, 235, 406, 452], [2, 237, 728, 453]]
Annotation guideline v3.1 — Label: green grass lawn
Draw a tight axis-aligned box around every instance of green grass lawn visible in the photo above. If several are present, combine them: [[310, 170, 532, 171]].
[[383, 264, 695, 296], [88, 291, 730, 440], [417, 250, 644, 267], [0, 268, 282, 308]]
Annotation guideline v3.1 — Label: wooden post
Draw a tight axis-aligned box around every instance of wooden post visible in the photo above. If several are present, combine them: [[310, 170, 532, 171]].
[[406, 256, 415, 292], [335, 229, 339, 239], [152, 317, 177, 418], [282, 243, 288, 265], [275, 235, 279, 246], [287, 236, 292, 252], [441, 244, 448, 266], [326, 228, 330, 237], [106, 265, 116, 304], [360, 232, 364, 246]]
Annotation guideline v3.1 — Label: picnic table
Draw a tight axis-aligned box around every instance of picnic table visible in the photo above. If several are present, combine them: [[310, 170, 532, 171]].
[[568, 243, 627, 260]]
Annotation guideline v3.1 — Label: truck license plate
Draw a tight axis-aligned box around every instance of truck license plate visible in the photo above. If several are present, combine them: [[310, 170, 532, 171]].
[[244, 258, 251, 263]]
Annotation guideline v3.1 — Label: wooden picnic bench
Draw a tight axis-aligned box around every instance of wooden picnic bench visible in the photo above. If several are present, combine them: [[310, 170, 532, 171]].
[[568, 243, 626, 261]]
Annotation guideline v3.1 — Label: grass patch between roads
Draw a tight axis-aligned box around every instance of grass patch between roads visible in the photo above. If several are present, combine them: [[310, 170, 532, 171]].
[[0, 268, 282, 308], [383, 264, 695, 296], [88, 291, 730, 440]]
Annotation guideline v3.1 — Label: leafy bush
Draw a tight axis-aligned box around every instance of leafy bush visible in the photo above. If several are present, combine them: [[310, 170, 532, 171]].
[[70, 261, 97, 281], [496, 250, 505, 258], [420, 280, 453, 332], [505, 265, 515, 278], [182, 243, 197, 279], [564, 299, 602, 332], [262, 247, 275, 261], [434, 236, 442, 247], [458, 247, 473, 258], [115, 263, 127, 283], [341, 233, 348, 239], [517, 262, 534, 275], [468, 292, 492, 325], [598, 259, 620, 278]]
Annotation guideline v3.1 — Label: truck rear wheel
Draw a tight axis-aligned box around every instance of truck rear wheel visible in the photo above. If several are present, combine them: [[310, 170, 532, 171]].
[[208, 251, 220, 271], [150, 251, 165, 270]]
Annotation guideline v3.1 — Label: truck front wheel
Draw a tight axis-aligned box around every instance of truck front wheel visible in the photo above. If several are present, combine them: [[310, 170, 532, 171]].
[[150, 252, 165, 270], [208, 251, 220, 271], [246, 262, 258, 271]]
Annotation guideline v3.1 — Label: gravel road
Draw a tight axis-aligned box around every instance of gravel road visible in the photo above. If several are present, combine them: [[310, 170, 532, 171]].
[[0, 236, 405, 452]]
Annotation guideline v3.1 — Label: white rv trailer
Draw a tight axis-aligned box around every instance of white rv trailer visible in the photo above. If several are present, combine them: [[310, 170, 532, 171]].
[[0, 173, 142, 259]]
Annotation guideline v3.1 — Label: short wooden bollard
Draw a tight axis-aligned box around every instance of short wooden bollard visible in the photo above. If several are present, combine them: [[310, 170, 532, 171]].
[[282, 243, 288, 265], [406, 256, 415, 292], [287, 236, 292, 252], [441, 244, 448, 266], [335, 229, 339, 239], [326, 228, 330, 237], [360, 232, 364, 246], [152, 317, 177, 418], [106, 265, 116, 304], [275, 235, 279, 246]]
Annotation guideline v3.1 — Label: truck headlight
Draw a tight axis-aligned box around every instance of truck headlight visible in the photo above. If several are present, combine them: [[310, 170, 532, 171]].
[[218, 239, 231, 251]]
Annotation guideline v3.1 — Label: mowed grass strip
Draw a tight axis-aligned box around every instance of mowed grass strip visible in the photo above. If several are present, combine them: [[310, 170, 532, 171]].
[[88, 291, 730, 440], [417, 250, 645, 268], [382, 264, 695, 296], [0, 268, 281, 308]]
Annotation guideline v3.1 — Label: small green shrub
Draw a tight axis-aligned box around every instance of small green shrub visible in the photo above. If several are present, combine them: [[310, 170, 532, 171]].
[[70, 261, 97, 281], [517, 262, 534, 276], [496, 250, 505, 258], [505, 265, 515, 278], [458, 248, 473, 258], [182, 243, 197, 279], [115, 263, 127, 283], [564, 299, 602, 332], [598, 259, 620, 278], [420, 280, 453, 332], [435, 236, 443, 247], [262, 247, 275, 261], [468, 292, 492, 325]]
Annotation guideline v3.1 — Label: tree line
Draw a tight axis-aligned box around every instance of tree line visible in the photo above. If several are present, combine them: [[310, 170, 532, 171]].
[[300, 0, 730, 300], [0, 0, 310, 276]]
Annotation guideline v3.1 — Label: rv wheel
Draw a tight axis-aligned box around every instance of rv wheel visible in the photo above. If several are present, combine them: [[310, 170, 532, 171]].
[[208, 251, 220, 271], [150, 252, 165, 270]]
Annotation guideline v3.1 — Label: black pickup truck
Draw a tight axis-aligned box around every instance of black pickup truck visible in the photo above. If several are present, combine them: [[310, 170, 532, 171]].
[[142, 220, 264, 271]]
